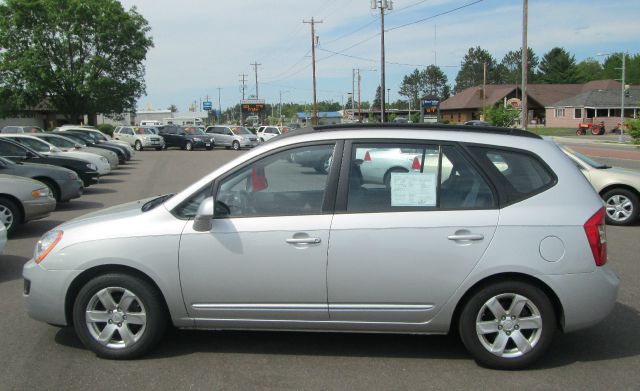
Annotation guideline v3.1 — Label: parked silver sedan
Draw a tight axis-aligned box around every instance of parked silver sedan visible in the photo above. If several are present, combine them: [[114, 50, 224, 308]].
[[0, 174, 56, 234], [23, 124, 618, 369]]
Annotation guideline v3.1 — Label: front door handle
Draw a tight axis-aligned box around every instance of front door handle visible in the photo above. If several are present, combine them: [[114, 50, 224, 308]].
[[447, 234, 484, 241], [286, 237, 322, 245]]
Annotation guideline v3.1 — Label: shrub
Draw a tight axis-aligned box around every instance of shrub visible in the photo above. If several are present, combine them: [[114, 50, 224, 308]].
[[626, 119, 640, 144], [485, 105, 520, 127], [96, 123, 114, 136]]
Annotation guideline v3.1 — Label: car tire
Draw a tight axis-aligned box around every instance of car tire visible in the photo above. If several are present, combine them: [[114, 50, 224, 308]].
[[73, 273, 167, 360], [232, 141, 240, 151], [458, 280, 556, 370], [134, 141, 142, 151], [259, 138, 265, 143], [184, 142, 193, 151], [603, 188, 639, 226], [36, 178, 61, 202], [0, 197, 21, 235], [155, 147, 162, 151]]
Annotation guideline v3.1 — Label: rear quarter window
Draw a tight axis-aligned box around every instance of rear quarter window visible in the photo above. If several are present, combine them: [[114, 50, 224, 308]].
[[468, 146, 556, 205]]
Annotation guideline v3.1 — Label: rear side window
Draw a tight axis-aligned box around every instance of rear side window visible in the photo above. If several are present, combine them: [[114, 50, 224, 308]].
[[468, 147, 556, 204]]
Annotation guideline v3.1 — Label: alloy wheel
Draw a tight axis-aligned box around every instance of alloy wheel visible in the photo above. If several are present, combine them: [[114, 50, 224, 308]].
[[475, 293, 543, 358], [0, 204, 15, 231], [85, 287, 147, 349], [605, 194, 633, 223]]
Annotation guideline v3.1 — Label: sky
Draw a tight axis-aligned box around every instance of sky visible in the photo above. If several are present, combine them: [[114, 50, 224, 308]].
[[119, 0, 640, 113]]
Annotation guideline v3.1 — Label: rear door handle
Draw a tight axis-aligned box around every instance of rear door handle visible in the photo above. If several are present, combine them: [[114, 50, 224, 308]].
[[447, 234, 484, 241], [286, 237, 322, 244]]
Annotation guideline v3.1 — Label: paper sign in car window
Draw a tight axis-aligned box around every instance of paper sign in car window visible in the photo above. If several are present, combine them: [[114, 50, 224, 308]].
[[390, 172, 436, 207]]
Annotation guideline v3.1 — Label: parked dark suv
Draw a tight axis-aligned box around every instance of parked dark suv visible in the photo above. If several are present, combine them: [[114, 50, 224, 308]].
[[159, 125, 214, 151]]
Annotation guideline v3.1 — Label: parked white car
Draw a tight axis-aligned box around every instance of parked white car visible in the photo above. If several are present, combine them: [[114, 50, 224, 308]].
[[114, 126, 164, 151], [56, 126, 135, 155], [256, 126, 287, 142], [0, 135, 111, 175], [562, 146, 640, 225]]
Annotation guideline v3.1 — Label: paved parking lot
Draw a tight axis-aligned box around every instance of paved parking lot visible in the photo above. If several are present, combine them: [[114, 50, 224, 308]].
[[1, 148, 639, 390]]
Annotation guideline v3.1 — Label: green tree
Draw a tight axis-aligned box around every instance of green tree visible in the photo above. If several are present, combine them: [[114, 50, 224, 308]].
[[498, 47, 539, 84], [485, 104, 520, 127], [454, 46, 498, 93], [399, 65, 450, 107], [602, 53, 640, 85], [575, 59, 604, 82], [168, 104, 178, 112], [537, 47, 579, 83], [398, 69, 421, 108], [372, 86, 382, 109], [0, 0, 153, 122]]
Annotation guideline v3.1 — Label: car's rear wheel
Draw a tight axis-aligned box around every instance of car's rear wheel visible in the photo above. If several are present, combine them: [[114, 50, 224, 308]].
[[134, 141, 142, 151], [603, 188, 639, 225], [73, 273, 167, 359], [458, 281, 555, 369], [0, 197, 21, 235]]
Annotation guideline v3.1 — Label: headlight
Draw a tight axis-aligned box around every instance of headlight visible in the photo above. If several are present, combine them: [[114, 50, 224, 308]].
[[143, 136, 150, 141], [193, 137, 202, 142], [100, 157, 108, 163], [67, 172, 78, 180], [87, 163, 97, 170], [34, 230, 63, 264], [31, 187, 50, 199]]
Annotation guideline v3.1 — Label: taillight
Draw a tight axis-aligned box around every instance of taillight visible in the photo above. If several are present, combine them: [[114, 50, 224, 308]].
[[411, 157, 422, 171], [364, 151, 372, 161], [584, 208, 607, 266]]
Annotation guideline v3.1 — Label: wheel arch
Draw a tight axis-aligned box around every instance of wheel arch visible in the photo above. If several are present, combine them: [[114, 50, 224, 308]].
[[0, 194, 25, 223], [33, 176, 61, 200], [450, 272, 565, 334], [599, 184, 640, 199], [64, 264, 171, 326]]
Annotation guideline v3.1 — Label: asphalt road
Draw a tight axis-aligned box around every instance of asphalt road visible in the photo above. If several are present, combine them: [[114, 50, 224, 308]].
[[1, 146, 639, 390]]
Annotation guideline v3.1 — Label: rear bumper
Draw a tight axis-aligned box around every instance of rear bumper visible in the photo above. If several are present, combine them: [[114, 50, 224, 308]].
[[543, 265, 619, 332], [22, 197, 56, 222]]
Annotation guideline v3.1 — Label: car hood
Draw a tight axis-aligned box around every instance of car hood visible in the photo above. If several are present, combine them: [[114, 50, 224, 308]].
[[60, 196, 157, 229], [0, 173, 44, 188]]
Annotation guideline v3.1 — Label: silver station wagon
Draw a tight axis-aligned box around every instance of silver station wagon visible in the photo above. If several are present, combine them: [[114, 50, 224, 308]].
[[23, 124, 619, 369]]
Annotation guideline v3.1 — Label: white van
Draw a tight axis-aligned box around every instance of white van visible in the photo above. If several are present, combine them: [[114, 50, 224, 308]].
[[139, 120, 162, 126]]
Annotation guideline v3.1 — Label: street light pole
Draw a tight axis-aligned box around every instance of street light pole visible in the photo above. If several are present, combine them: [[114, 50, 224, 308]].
[[620, 52, 626, 142]]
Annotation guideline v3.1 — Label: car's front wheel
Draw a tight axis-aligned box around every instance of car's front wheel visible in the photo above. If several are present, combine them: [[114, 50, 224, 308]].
[[73, 273, 167, 359], [603, 188, 639, 226], [458, 281, 555, 369], [232, 141, 240, 150], [184, 142, 193, 151], [0, 197, 21, 235], [134, 141, 142, 151]]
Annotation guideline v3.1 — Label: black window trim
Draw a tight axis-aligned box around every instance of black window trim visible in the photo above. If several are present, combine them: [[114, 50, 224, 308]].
[[461, 143, 558, 208], [334, 138, 500, 214]]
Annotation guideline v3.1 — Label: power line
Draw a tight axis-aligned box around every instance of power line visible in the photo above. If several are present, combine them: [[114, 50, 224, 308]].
[[387, 0, 485, 32], [317, 48, 459, 68]]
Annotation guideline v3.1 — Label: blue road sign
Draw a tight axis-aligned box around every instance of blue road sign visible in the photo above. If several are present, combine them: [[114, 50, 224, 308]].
[[203, 101, 213, 111]]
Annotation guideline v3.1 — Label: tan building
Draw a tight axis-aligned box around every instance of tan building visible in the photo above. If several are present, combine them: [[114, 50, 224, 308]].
[[545, 87, 639, 129], [440, 80, 622, 126]]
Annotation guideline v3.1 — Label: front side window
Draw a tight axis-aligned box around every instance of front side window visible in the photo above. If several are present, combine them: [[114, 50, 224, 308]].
[[14, 138, 49, 153], [347, 143, 494, 212], [0, 140, 27, 157], [216, 144, 335, 217]]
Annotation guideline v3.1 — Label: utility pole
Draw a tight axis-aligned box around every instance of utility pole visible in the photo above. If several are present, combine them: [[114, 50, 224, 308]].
[[216, 88, 222, 122], [371, 0, 393, 122], [620, 52, 626, 142], [357, 69, 362, 123], [250, 61, 261, 99], [239, 74, 247, 125], [304, 17, 322, 125], [279, 90, 282, 126], [352, 69, 356, 119], [483, 62, 487, 120], [521, 0, 528, 130]]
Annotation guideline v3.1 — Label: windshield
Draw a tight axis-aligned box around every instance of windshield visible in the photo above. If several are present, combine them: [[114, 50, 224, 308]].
[[17, 137, 50, 153], [0, 156, 15, 165], [135, 128, 154, 135], [183, 127, 205, 135], [47, 136, 76, 148], [231, 126, 252, 135], [563, 147, 608, 169]]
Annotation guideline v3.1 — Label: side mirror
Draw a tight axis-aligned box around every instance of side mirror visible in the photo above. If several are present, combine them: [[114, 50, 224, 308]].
[[193, 196, 214, 232]]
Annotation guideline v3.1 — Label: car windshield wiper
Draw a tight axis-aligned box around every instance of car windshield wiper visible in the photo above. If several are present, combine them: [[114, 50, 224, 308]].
[[141, 194, 174, 212]]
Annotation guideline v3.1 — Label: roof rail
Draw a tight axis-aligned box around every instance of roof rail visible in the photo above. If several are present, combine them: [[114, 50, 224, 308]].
[[311, 123, 542, 139]]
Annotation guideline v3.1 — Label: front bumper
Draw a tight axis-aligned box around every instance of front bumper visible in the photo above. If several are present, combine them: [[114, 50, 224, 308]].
[[22, 197, 56, 222], [543, 265, 619, 332], [78, 171, 100, 187], [58, 178, 84, 202], [23, 259, 81, 326], [141, 139, 165, 148]]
